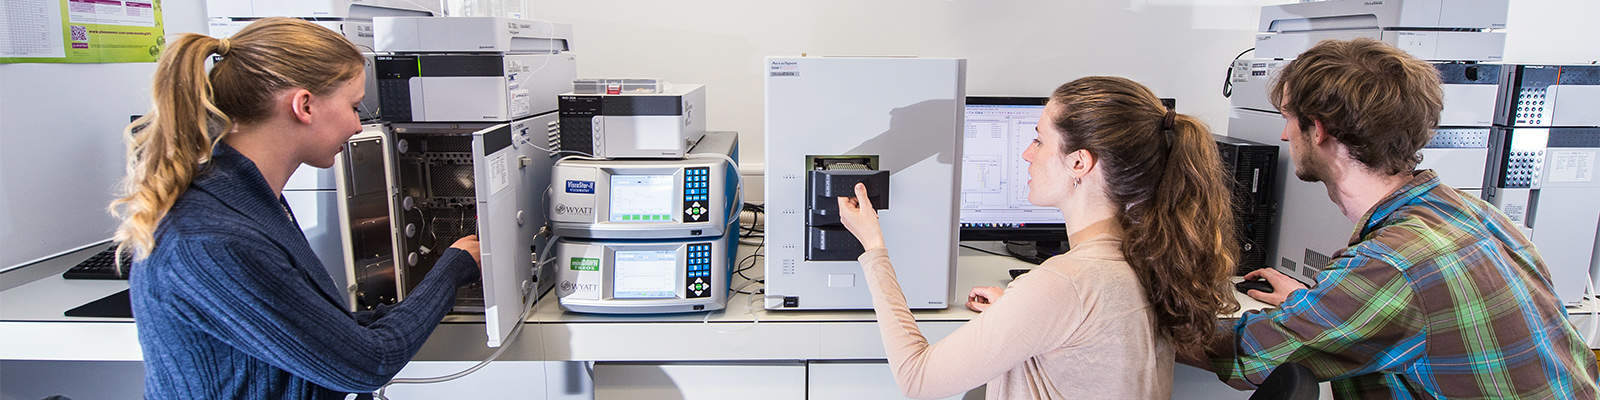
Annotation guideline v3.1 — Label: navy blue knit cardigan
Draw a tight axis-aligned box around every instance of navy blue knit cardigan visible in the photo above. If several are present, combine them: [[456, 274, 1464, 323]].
[[129, 143, 478, 399]]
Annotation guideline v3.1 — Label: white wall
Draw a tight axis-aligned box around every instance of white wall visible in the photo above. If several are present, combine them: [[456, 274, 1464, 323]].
[[522, 0, 1281, 171], [6, 0, 1595, 269], [0, 0, 208, 270]]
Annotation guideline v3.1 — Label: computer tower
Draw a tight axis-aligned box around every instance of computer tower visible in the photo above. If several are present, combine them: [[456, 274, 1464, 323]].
[[1214, 135, 1279, 274]]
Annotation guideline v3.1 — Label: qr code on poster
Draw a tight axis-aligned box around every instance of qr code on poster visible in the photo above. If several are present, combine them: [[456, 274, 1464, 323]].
[[70, 25, 88, 42]]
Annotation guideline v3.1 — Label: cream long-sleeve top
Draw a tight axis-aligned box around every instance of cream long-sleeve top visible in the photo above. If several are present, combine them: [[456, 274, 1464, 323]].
[[857, 221, 1172, 399]]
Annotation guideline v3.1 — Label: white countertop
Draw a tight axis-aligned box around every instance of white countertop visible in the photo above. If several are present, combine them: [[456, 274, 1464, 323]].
[[28, 240, 1550, 362]]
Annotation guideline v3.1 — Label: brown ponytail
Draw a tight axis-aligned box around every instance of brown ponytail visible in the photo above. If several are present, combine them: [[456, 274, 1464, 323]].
[[109, 18, 364, 260], [1049, 77, 1240, 359]]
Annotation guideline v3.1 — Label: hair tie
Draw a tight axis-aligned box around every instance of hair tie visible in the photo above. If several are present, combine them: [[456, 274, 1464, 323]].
[[1161, 109, 1176, 133], [216, 38, 232, 56]]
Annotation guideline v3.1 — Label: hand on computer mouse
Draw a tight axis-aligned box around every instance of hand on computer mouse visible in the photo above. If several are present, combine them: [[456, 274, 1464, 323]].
[[966, 286, 1004, 312], [1235, 279, 1274, 295], [1241, 267, 1308, 306]]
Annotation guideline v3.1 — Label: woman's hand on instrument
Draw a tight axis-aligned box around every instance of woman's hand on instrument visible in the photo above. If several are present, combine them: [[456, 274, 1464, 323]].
[[450, 235, 482, 269], [836, 183, 886, 252]]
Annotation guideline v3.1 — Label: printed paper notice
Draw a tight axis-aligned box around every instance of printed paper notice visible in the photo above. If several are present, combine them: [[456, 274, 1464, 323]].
[[2, 0, 165, 64], [2, 0, 66, 58], [488, 152, 510, 196], [1548, 150, 1595, 183]]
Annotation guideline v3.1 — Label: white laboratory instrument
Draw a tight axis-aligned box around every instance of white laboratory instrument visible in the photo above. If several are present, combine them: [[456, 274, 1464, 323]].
[[338, 114, 559, 347], [372, 17, 575, 123], [556, 84, 709, 159], [205, 0, 440, 50], [1258, 0, 1507, 32], [285, 124, 389, 308], [552, 228, 738, 314], [763, 56, 965, 310], [1485, 65, 1600, 305], [547, 132, 739, 240], [1254, 30, 1505, 62], [205, 0, 441, 122], [1252, 0, 1507, 61], [374, 53, 577, 123], [374, 16, 572, 54]]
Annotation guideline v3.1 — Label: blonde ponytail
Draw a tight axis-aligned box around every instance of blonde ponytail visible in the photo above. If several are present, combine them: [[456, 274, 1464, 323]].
[[110, 34, 231, 260], [109, 18, 365, 260]]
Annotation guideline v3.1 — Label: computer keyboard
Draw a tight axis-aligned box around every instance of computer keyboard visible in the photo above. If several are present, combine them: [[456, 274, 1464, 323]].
[[62, 246, 132, 280]]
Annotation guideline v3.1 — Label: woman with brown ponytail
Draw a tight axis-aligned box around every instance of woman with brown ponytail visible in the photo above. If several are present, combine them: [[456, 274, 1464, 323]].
[[111, 18, 481, 399], [836, 76, 1240, 399]]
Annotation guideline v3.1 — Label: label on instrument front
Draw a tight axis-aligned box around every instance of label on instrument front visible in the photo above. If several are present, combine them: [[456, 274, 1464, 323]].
[[488, 153, 510, 195], [1548, 150, 1594, 183], [570, 257, 600, 271]]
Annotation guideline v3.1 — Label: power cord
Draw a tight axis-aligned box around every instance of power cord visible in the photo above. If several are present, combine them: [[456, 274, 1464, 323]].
[[706, 247, 767, 332], [1221, 47, 1255, 99], [703, 204, 768, 331], [733, 203, 766, 288]]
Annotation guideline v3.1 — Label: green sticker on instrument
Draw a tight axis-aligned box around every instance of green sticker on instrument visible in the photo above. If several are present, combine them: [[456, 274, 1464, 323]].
[[570, 257, 600, 271]]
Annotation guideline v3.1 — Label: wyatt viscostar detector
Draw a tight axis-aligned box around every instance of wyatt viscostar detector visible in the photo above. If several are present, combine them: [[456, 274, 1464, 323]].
[[547, 131, 739, 240], [552, 228, 739, 314], [545, 131, 741, 314]]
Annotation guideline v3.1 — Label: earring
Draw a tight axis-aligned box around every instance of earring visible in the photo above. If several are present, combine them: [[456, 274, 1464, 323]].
[[1072, 177, 1081, 188]]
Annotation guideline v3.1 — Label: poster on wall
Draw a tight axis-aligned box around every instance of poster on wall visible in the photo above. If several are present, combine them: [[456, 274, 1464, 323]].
[[1, 0, 165, 64]]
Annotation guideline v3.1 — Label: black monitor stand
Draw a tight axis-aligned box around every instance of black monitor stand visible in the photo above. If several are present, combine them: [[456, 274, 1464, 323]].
[[1005, 240, 1068, 265]]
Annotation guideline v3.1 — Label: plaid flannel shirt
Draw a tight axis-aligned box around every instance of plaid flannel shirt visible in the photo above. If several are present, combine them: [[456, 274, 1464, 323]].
[[1210, 170, 1599, 399]]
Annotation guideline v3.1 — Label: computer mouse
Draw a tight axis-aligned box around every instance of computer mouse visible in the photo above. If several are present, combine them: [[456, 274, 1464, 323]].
[[1008, 268, 1031, 279], [1235, 279, 1274, 295]]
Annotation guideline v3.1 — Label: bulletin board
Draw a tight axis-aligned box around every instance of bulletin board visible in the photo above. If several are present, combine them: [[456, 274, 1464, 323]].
[[1, 0, 165, 64]]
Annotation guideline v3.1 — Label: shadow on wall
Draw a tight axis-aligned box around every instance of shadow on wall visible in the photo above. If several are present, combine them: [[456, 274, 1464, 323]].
[[844, 99, 960, 174]]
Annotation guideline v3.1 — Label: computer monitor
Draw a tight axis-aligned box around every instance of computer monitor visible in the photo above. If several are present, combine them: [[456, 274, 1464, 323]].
[[958, 96, 1175, 263], [959, 97, 1064, 243]]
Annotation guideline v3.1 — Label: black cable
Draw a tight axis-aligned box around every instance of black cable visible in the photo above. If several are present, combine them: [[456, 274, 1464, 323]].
[[734, 203, 766, 285], [735, 238, 764, 282], [959, 243, 1010, 257], [1222, 47, 1255, 99], [735, 240, 764, 284]]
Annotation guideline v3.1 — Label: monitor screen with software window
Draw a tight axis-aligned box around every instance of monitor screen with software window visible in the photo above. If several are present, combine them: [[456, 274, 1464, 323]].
[[958, 96, 1176, 244], [959, 96, 1065, 242]]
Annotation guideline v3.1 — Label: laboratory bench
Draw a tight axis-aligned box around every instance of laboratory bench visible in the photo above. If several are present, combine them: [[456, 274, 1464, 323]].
[[4, 242, 1597, 399], [0, 241, 1276, 362]]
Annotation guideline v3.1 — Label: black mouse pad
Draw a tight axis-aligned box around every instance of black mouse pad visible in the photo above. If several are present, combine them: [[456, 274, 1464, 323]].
[[64, 289, 133, 319]]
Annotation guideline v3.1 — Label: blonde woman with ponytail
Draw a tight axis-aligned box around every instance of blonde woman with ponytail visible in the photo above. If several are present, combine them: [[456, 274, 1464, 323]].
[[111, 18, 481, 399], [835, 76, 1240, 399]]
